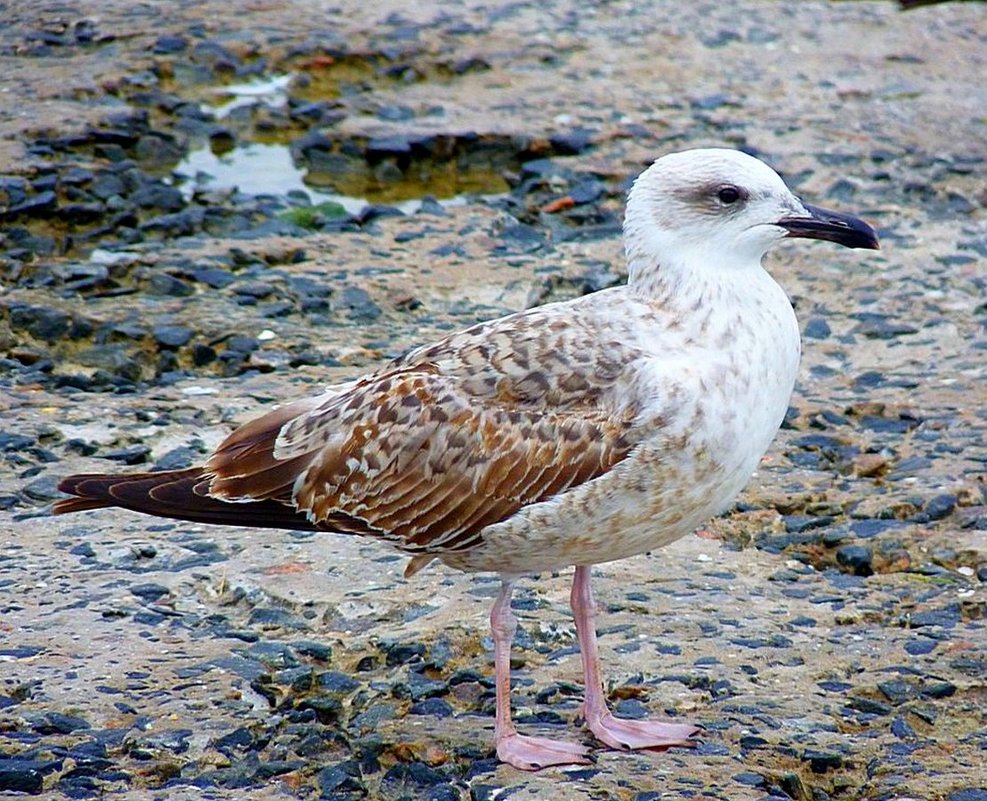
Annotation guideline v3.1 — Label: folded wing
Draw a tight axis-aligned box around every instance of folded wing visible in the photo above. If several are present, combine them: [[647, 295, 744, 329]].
[[57, 306, 645, 555]]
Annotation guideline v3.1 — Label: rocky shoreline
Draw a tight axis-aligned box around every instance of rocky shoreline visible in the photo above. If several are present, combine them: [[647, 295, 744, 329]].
[[1, 1, 984, 799]]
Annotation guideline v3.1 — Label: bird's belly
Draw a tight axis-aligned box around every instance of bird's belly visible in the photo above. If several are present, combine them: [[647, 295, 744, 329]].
[[440, 432, 763, 575]]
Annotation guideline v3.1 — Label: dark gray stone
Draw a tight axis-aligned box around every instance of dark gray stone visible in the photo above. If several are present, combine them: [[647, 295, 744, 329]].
[[921, 681, 956, 699], [907, 605, 960, 629], [146, 272, 196, 296], [802, 749, 843, 773], [846, 696, 892, 716], [316, 670, 360, 694], [0, 759, 59, 794], [192, 265, 236, 288], [8, 304, 73, 342], [153, 324, 194, 348], [851, 312, 919, 339], [7, 190, 58, 218], [408, 697, 454, 717], [99, 445, 151, 465], [379, 761, 447, 795], [226, 335, 259, 354], [212, 726, 256, 754], [233, 280, 275, 299], [612, 698, 650, 719], [339, 285, 382, 322], [128, 728, 193, 756], [318, 760, 365, 797], [497, 222, 546, 254], [89, 171, 127, 199], [271, 666, 314, 690], [31, 711, 91, 734], [836, 544, 874, 577], [568, 178, 604, 204], [948, 791, 987, 801], [142, 208, 206, 238], [152, 445, 201, 471], [732, 772, 767, 787], [130, 583, 170, 601], [384, 642, 425, 666], [803, 317, 831, 339], [131, 180, 184, 211], [891, 716, 916, 739], [924, 494, 957, 521], [153, 35, 188, 53], [877, 679, 915, 704], [245, 641, 299, 669], [0, 432, 35, 451], [904, 638, 937, 656], [550, 128, 593, 155], [784, 514, 834, 534]]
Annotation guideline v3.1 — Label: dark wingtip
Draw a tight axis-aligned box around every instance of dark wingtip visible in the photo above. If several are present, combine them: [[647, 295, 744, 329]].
[[52, 467, 321, 532], [52, 497, 108, 515], [53, 469, 206, 516]]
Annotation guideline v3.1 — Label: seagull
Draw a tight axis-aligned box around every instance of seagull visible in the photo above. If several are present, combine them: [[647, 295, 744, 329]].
[[54, 148, 879, 770]]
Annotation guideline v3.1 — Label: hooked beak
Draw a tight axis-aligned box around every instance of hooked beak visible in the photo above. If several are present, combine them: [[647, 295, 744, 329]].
[[778, 203, 880, 250]]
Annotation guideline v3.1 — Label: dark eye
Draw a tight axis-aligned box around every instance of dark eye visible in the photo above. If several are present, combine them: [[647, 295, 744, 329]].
[[717, 185, 743, 205]]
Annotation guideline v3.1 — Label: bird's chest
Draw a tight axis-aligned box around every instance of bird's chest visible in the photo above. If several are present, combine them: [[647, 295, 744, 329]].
[[638, 294, 801, 484]]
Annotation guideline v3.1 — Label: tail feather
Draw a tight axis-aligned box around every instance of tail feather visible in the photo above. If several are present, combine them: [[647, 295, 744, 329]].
[[53, 468, 319, 531], [51, 497, 113, 515]]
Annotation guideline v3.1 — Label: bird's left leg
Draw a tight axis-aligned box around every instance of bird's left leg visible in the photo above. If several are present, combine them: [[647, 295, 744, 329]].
[[491, 577, 592, 770], [570, 565, 700, 750]]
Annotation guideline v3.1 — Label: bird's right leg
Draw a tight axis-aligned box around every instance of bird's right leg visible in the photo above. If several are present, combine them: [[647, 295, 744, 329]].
[[571, 565, 699, 750], [491, 577, 592, 770]]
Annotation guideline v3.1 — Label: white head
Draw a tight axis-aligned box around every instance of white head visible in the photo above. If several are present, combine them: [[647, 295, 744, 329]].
[[623, 148, 878, 283]]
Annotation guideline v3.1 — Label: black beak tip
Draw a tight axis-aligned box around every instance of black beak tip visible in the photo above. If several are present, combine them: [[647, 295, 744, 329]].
[[864, 226, 881, 250], [781, 203, 880, 251], [850, 225, 881, 251], [845, 217, 881, 251]]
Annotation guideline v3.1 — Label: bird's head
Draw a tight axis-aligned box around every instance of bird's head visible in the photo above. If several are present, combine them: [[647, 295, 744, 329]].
[[623, 148, 879, 278]]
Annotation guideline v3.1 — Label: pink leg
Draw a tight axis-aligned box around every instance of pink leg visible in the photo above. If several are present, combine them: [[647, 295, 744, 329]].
[[571, 565, 700, 751], [490, 578, 592, 770]]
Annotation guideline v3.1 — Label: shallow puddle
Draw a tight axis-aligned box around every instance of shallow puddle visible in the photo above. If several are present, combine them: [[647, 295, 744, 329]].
[[173, 141, 369, 213], [206, 74, 293, 119], [173, 139, 512, 212], [173, 65, 515, 210], [11, 51, 516, 254]]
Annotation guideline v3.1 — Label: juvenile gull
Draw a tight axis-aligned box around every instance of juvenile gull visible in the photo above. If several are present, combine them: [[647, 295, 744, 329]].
[[55, 148, 879, 770]]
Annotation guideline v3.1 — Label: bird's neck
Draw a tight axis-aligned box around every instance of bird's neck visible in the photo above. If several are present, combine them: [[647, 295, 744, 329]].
[[626, 253, 773, 312]]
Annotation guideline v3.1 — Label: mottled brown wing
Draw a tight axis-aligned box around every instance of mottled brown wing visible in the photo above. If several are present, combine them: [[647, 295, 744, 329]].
[[201, 304, 645, 552], [56, 300, 646, 544], [288, 370, 637, 552], [201, 395, 324, 502]]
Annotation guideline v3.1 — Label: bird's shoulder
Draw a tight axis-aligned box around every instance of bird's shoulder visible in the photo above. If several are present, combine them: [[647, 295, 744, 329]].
[[271, 295, 643, 458], [396, 290, 655, 403]]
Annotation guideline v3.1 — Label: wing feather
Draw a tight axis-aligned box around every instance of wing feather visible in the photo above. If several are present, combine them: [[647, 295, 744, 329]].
[[59, 302, 650, 556], [277, 370, 638, 553]]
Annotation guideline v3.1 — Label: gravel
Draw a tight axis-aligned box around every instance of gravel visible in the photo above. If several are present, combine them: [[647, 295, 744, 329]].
[[1, 0, 985, 799]]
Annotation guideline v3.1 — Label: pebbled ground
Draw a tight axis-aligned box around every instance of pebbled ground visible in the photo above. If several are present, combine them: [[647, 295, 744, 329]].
[[1, 1, 985, 799]]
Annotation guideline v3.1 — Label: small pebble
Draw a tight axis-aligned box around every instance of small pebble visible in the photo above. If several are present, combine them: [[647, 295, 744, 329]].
[[836, 544, 874, 577]]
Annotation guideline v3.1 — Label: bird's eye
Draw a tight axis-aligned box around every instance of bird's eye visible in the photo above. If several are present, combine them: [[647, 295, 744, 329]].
[[716, 185, 743, 205]]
